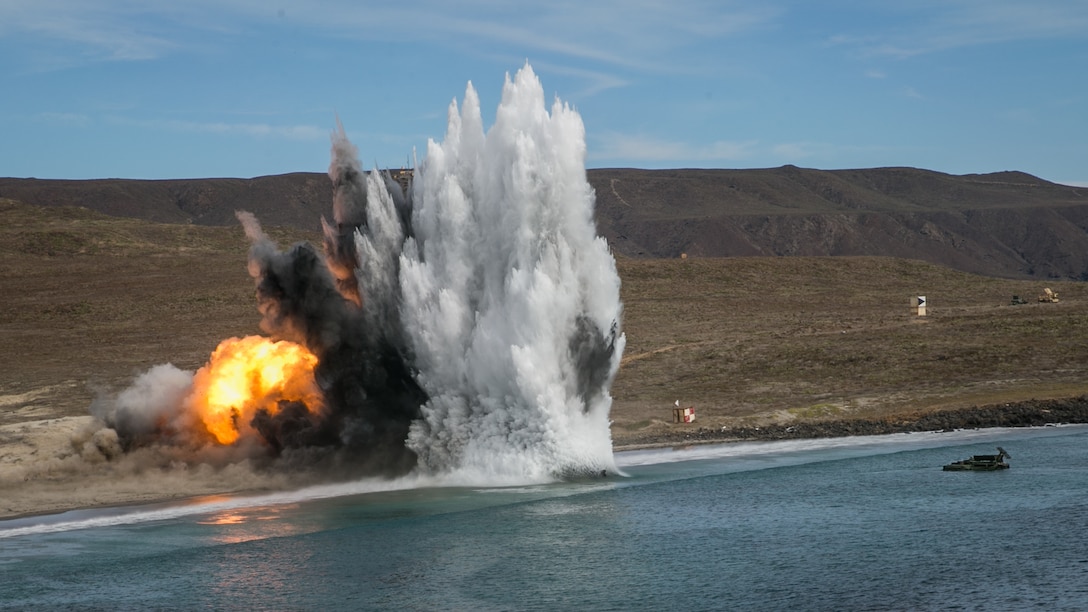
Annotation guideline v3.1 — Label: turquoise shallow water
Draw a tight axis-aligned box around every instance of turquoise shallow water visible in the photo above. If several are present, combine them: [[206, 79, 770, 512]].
[[3, 426, 1087, 610]]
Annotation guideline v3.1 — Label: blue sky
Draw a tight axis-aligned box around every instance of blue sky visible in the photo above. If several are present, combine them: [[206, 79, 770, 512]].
[[2, 1, 1086, 185]]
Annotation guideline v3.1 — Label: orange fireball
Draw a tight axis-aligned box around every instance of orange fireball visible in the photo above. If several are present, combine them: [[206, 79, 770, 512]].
[[189, 336, 323, 444]]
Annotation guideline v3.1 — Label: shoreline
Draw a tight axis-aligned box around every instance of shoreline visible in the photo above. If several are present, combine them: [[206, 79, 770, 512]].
[[4, 396, 1088, 523], [612, 395, 1088, 450]]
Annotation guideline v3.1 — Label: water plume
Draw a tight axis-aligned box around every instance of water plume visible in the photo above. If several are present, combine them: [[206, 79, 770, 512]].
[[401, 65, 624, 479]]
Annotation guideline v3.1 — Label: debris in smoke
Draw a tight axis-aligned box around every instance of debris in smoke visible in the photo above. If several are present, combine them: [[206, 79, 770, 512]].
[[237, 210, 426, 475]]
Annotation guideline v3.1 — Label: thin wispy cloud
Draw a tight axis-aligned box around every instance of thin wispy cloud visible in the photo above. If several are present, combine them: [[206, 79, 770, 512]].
[[0, 1, 179, 66], [995, 108, 1037, 124], [1, 0, 780, 75], [771, 142, 818, 159], [829, 1, 1088, 58], [263, 0, 780, 71], [34, 112, 92, 127], [2, 1, 1082, 182], [110, 116, 327, 141], [765, 140, 892, 162], [592, 133, 758, 163], [527, 61, 631, 98], [591, 135, 918, 170]]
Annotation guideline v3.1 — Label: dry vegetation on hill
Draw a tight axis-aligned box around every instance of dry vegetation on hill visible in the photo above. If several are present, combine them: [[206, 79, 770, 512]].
[[3, 199, 1087, 447], [611, 255, 1088, 444], [5, 165, 1088, 280]]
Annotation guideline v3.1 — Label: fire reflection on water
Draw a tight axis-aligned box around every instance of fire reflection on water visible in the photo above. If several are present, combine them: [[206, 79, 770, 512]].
[[196, 504, 307, 545]]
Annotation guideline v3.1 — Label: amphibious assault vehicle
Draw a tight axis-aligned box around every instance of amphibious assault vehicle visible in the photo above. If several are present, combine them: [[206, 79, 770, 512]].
[[942, 447, 1011, 471]]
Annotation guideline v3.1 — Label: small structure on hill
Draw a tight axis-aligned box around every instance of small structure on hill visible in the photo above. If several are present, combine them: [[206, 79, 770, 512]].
[[913, 295, 927, 316], [672, 400, 695, 423]]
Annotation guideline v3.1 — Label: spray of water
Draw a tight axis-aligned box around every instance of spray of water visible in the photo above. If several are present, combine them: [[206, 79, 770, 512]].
[[89, 63, 624, 483], [401, 65, 624, 479]]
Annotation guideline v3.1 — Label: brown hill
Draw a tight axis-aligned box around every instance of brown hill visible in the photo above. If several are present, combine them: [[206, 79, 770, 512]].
[[3, 197, 1087, 437], [0, 173, 330, 229], [2, 166, 1087, 279], [593, 166, 1088, 280]]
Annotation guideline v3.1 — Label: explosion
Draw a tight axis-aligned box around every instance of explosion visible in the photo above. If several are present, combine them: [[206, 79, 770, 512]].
[[191, 336, 323, 445], [90, 63, 625, 482]]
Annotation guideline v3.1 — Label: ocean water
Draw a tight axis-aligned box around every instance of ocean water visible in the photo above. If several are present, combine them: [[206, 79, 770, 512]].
[[2, 425, 1086, 611]]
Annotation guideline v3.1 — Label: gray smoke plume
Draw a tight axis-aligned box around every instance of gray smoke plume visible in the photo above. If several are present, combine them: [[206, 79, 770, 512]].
[[89, 363, 196, 448]]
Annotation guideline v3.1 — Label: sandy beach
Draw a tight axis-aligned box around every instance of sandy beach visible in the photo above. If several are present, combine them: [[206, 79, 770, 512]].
[[0, 413, 292, 519]]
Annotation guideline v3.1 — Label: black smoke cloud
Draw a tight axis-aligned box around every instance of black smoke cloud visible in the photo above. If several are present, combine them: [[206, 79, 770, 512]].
[[235, 163, 425, 475]]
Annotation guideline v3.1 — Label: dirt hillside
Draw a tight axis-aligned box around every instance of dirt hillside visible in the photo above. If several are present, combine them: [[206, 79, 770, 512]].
[[3, 199, 1087, 444], [3, 166, 1087, 280]]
